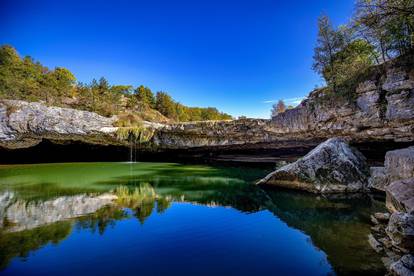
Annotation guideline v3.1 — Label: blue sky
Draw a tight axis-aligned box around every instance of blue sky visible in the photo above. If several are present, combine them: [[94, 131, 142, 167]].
[[0, 0, 354, 118]]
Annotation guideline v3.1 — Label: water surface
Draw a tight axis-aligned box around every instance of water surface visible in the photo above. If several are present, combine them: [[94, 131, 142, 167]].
[[0, 162, 385, 275]]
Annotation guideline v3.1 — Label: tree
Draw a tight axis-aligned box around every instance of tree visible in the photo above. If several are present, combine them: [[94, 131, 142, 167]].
[[49, 67, 76, 98], [271, 100, 286, 118], [135, 85, 155, 108], [312, 15, 346, 89], [98, 77, 110, 96], [111, 85, 133, 95], [175, 103, 190, 121], [354, 0, 390, 62], [0, 45, 232, 122], [330, 39, 376, 86], [0, 45, 20, 65], [354, 0, 414, 60], [155, 91, 176, 119]]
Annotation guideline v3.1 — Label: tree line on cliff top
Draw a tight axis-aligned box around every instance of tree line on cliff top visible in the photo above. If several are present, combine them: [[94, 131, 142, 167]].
[[0, 46, 232, 122], [272, 0, 413, 118], [312, 0, 413, 97]]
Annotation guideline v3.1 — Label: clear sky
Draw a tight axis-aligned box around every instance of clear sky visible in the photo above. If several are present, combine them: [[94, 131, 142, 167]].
[[0, 0, 354, 118]]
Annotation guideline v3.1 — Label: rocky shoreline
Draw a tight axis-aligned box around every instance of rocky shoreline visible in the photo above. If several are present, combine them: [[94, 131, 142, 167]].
[[367, 146, 414, 275]]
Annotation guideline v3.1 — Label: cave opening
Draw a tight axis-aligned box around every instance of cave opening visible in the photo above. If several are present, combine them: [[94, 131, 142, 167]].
[[0, 139, 412, 165]]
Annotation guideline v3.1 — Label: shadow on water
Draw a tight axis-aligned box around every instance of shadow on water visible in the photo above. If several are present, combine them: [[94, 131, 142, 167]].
[[261, 187, 386, 275]]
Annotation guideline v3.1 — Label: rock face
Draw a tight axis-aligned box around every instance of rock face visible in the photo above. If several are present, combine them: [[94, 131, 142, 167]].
[[368, 166, 388, 191], [390, 254, 414, 276], [384, 146, 414, 213], [0, 191, 116, 232], [368, 146, 414, 192], [386, 147, 414, 182], [386, 212, 414, 253], [367, 145, 414, 274], [271, 60, 414, 144], [256, 138, 369, 193], [386, 178, 414, 214]]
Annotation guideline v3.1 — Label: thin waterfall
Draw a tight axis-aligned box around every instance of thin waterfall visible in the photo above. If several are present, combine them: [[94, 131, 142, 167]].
[[134, 141, 137, 162], [129, 140, 133, 163], [128, 133, 138, 163], [127, 129, 145, 163]]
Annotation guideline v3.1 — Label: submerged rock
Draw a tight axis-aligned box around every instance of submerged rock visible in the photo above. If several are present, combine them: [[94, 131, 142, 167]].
[[256, 138, 369, 193]]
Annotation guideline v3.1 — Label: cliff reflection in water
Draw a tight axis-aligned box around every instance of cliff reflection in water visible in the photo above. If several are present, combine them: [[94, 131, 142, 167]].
[[0, 162, 386, 275]]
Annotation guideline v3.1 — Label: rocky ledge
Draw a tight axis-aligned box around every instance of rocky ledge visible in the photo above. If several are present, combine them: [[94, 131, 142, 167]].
[[0, 57, 413, 151]]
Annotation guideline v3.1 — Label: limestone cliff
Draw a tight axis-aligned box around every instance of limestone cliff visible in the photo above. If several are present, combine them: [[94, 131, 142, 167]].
[[0, 58, 413, 150], [271, 58, 414, 143]]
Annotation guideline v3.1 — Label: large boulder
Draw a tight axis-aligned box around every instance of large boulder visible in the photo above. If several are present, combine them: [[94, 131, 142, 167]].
[[385, 146, 414, 182], [386, 212, 414, 252], [256, 138, 369, 193]]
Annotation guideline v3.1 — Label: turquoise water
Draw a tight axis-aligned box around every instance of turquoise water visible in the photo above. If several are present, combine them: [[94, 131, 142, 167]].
[[0, 162, 385, 275]]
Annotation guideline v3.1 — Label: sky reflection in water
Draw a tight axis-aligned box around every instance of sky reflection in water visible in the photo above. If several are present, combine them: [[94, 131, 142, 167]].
[[0, 162, 385, 275]]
